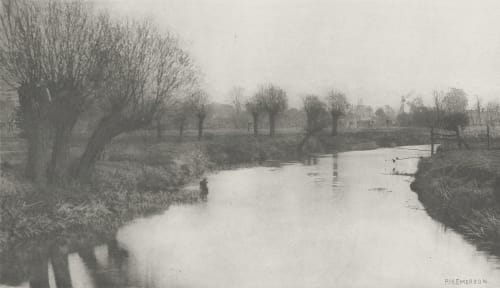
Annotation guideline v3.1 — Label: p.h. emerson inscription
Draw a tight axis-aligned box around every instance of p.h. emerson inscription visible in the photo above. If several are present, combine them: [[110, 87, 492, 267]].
[[1, 0, 500, 287]]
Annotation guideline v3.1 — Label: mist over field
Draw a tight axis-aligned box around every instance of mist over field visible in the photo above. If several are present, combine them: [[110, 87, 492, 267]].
[[95, 0, 500, 108]]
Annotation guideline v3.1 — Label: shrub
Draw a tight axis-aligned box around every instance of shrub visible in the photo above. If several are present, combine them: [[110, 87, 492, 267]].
[[137, 166, 174, 192], [442, 112, 469, 131]]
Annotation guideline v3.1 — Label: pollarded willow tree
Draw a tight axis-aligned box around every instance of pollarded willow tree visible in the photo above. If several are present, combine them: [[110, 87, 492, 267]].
[[245, 95, 263, 136], [169, 98, 192, 139], [188, 89, 210, 141], [326, 90, 349, 136], [442, 87, 468, 113], [0, 0, 48, 184], [0, 0, 113, 184], [1, 0, 197, 184], [258, 84, 288, 137], [303, 95, 328, 135], [75, 22, 197, 181]]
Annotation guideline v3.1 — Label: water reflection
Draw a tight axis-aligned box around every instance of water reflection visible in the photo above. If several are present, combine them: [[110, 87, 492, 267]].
[[302, 155, 318, 166], [2, 146, 500, 287], [332, 154, 338, 178], [0, 238, 134, 288]]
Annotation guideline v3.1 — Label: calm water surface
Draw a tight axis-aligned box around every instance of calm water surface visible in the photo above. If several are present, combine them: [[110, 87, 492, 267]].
[[3, 146, 500, 288]]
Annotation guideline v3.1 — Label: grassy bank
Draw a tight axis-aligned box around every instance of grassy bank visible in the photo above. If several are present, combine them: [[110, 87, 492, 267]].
[[411, 148, 500, 254], [0, 127, 429, 257]]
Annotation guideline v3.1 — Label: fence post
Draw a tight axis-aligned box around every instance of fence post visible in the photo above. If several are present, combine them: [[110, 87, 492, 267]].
[[487, 125, 490, 150], [430, 127, 434, 155]]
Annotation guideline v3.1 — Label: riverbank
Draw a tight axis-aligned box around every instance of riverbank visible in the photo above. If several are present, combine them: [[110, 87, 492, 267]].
[[0, 127, 429, 259], [411, 148, 500, 254]]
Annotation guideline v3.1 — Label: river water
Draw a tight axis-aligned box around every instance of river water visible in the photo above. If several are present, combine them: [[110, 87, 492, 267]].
[[2, 145, 500, 288]]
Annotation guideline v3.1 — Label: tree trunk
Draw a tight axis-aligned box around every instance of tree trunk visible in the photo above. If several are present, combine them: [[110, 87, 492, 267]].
[[455, 127, 462, 149], [47, 120, 77, 183], [179, 120, 185, 139], [26, 121, 53, 185], [233, 110, 240, 129], [252, 113, 259, 136], [46, 87, 85, 183], [76, 113, 149, 182], [76, 115, 119, 182], [306, 114, 313, 134], [197, 116, 204, 141], [156, 115, 162, 140], [331, 115, 339, 136], [18, 85, 53, 185], [298, 133, 312, 152], [269, 113, 276, 137]]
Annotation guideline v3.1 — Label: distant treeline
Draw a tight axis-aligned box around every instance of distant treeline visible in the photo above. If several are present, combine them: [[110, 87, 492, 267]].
[[397, 88, 500, 130]]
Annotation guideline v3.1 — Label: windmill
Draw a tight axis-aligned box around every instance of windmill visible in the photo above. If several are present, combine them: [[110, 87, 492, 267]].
[[399, 92, 414, 114], [400, 95, 407, 114]]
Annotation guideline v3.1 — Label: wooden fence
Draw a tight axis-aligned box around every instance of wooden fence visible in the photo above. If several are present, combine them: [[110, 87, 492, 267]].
[[430, 125, 500, 155]]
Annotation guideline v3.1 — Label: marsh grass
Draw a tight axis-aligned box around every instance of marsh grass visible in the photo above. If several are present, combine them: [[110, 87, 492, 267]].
[[412, 149, 500, 254], [0, 148, 208, 250]]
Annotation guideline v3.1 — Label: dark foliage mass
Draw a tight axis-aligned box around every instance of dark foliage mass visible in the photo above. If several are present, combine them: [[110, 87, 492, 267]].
[[442, 112, 469, 131], [396, 88, 471, 131], [0, 0, 197, 184]]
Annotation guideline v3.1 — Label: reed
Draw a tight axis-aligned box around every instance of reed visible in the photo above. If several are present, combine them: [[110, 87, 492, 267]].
[[412, 149, 500, 254]]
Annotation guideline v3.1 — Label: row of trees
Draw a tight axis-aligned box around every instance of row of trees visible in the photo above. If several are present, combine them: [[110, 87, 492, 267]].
[[397, 88, 469, 129], [398, 87, 500, 129], [0, 0, 197, 184], [302, 91, 350, 136], [243, 86, 351, 137], [245, 84, 288, 137], [158, 90, 210, 141]]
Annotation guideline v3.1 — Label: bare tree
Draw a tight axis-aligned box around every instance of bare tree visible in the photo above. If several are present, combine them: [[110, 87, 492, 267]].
[[433, 90, 444, 126], [0, 0, 112, 183], [76, 21, 196, 181], [475, 96, 482, 125], [326, 90, 349, 136], [375, 107, 387, 123], [228, 86, 246, 129], [258, 84, 288, 137], [169, 98, 191, 139], [0, 0, 52, 184], [245, 95, 263, 136], [383, 105, 396, 120], [442, 88, 468, 113], [155, 108, 166, 141], [486, 100, 500, 125], [43, 4, 114, 182], [303, 95, 327, 135], [188, 89, 210, 141]]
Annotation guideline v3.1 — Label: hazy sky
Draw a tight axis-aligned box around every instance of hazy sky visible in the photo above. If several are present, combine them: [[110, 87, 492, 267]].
[[94, 0, 500, 108]]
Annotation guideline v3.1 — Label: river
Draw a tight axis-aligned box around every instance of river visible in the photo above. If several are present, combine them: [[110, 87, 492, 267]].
[[2, 145, 500, 288]]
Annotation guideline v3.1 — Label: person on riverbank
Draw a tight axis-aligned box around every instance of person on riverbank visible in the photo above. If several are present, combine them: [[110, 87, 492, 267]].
[[200, 178, 209, 199]]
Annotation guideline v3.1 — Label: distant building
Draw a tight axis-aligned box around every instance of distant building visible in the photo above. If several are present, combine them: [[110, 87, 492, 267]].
[[338, 103, 396, 129], [466, 109, 500, 126]]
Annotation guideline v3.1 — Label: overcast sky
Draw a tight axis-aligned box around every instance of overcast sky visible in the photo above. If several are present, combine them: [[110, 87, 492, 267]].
[[94, 0, 500, 108]]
